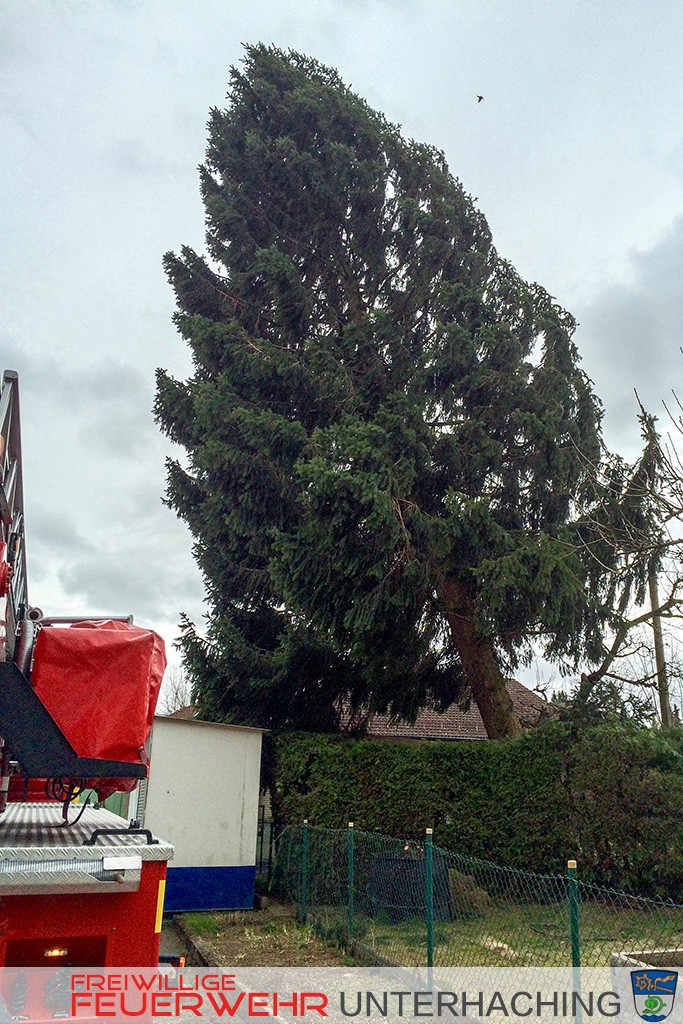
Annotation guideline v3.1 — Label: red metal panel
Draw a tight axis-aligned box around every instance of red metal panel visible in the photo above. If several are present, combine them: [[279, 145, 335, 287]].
[[7, 778, 55, 802], [0, 860, 167, 967]]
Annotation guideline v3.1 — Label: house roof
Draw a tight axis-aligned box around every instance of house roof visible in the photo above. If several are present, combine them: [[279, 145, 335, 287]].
[[164, 704, 197, 720], [159, 706, 265, 733], [347, 679, 546, 742], [165, 681, 546, 741]]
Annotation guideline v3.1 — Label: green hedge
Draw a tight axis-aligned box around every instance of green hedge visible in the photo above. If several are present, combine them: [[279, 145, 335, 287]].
[[273, 723, 683, 899]]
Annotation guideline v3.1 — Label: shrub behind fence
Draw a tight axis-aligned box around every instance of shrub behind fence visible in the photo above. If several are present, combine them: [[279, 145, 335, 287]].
[[275, 823, 683, 969], [274, 726, 683, 898]]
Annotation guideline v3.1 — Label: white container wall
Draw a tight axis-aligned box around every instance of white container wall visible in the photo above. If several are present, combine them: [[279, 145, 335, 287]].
[[138, 717, 263, 912]]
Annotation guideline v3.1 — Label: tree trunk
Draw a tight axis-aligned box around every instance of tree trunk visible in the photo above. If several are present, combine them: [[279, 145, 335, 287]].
[[438, 576, 523, 739], [648, 568, 673, 729]]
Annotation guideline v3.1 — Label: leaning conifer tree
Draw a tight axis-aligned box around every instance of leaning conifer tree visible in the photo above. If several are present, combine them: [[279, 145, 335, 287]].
[[156, 44, 611, 738]]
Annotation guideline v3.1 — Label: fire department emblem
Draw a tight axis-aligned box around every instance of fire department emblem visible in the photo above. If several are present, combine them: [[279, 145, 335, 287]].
[[631, 970, 678, 1021]]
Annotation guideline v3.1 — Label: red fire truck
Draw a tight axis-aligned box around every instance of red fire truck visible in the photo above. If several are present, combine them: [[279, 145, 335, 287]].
[[0, 370, 173, 968]]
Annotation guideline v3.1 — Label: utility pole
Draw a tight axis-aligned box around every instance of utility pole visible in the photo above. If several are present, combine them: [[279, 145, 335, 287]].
[[648, 567, 673, 729]]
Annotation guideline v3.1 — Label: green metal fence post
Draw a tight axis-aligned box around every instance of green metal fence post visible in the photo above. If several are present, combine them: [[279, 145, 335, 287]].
[[299, 819, 310, 923], [426, 828, 434, 972], [347, 822, 355, 944], [568, 858, 582, 1023]]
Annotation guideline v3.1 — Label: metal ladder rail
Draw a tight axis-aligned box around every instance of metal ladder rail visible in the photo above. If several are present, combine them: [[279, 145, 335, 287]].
[[0, 370, 29, 663]]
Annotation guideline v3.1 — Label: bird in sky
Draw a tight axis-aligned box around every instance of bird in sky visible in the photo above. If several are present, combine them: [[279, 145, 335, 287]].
[[477, 95, 484, 103]]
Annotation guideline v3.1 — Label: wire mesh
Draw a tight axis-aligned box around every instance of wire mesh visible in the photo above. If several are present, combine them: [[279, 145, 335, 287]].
[[275, 824, 683, 969]]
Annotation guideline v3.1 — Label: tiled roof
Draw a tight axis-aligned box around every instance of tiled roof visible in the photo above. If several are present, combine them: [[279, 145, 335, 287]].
[[165, 704, 197, 720], [164, 682, 546, 740], [346, 679, 546, 742]]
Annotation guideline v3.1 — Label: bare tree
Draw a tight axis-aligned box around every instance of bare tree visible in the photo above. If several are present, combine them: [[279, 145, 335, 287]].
[[573, 397, 683, 725], [157, 664, 194, 716]]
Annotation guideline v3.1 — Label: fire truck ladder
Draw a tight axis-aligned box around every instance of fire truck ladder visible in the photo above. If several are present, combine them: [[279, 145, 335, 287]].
[[0, 371, 147, 786]]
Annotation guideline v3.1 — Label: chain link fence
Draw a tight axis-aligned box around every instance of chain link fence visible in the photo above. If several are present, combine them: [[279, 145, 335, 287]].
[[274, 823, 683, 969]]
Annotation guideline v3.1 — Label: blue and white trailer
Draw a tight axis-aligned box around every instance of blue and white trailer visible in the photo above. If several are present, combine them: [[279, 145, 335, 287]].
[[134, 715, 264, 913]]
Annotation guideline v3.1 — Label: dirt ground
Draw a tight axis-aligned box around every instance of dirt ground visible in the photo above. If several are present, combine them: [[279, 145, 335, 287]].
[[178, 900, 353, 967]]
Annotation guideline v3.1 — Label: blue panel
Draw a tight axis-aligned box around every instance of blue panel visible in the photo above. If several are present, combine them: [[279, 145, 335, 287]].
[[163, 865, 256, 913]]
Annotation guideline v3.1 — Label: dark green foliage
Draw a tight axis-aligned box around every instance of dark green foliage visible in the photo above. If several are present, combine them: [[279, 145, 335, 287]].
[[565, 726, 683, 896], [448, 869, 495, 918], [156, 44, 616, 734], [546, 677, 659, 728], [273, 725, 683, 898]]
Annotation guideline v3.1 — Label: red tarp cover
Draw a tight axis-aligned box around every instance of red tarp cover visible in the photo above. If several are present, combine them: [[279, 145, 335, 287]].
[[31, 620, 166, 764]]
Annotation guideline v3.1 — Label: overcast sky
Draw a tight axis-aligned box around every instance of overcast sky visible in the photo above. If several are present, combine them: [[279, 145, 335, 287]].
[[2, 0, 682, 689]]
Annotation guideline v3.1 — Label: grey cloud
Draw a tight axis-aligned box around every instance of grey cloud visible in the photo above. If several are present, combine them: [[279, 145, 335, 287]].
[[124, 476, 173, 520], [101, 138, 185, 179], [2, 344, 149, 411], [69, 365, 158, 460], [1, 336, 56, 392], [100, 0, 145, 13], [58, 532, 205, 627], [25, 451, 204, 640], [28, 507, 95, 557], [80, 408, 156, 459], [58, 553, 162, 619], [51, 363, 150, 409], [575, 215, 683, 456], [23, 508, 96, 598], [1, 348, 158, 460]]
